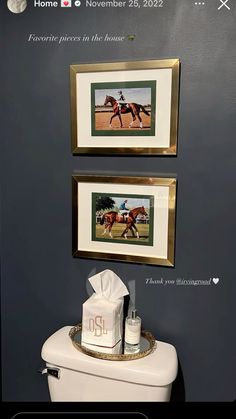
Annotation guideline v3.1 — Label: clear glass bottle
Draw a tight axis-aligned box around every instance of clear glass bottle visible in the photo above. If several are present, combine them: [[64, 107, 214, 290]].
[[124, 309, 141, 354]]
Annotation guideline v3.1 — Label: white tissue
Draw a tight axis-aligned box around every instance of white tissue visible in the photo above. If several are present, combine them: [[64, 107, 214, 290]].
[[82, 270, 129, 348], [89, 269, 129, 301]]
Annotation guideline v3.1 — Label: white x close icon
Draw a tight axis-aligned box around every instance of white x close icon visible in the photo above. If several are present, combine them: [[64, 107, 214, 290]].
[[218, 0, 230, 10]]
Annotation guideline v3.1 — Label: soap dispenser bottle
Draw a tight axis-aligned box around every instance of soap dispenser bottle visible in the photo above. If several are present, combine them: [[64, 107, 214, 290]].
[[124, 309, 141, 354]]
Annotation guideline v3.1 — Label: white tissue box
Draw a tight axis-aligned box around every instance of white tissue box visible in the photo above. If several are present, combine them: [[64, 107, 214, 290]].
[[81, 269, 129, 348], [81, 339, 122, 355], [81, 295, 124, 347]]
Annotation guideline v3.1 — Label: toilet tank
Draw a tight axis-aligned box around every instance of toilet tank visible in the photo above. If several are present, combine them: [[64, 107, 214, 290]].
[[41, 326, 178, 402]]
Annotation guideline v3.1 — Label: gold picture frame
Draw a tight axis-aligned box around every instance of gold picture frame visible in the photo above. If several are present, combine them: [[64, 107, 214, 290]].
[[70, 59, 180, 155], [72, 174, 177, 267]]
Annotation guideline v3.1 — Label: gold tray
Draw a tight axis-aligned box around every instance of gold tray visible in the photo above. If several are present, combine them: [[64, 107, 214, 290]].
[[69, 324, 157, 361]]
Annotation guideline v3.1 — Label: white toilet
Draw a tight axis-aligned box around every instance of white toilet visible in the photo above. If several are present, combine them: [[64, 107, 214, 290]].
[[41, 326, 178, 402]]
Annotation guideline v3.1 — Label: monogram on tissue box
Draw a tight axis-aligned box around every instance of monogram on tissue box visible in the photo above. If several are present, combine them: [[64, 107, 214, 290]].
[[82, 270, 129, 348]]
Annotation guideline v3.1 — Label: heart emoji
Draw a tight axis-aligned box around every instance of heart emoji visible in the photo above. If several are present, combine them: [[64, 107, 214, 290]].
[[64, 1, 69, 5], [212, 278, 219, 285]]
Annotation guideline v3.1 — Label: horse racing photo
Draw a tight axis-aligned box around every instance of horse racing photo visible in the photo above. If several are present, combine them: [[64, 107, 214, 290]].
[[91, 81, 156, 136], [92, 193, 154, 246]]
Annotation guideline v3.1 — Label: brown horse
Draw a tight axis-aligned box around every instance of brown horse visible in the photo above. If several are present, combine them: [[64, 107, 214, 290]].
[[104, 95, 150, 129], [99, 206, 147, 239]]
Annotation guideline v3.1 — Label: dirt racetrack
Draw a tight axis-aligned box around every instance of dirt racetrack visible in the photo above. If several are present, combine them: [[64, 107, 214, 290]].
[[95, 111, 151, 131]]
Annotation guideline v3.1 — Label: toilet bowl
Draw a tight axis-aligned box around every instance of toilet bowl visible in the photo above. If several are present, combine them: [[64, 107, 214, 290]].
[[41, 326, 178, 402]]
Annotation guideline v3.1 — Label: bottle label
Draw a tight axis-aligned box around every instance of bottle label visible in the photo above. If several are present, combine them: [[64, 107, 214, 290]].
[[125, 323, 141, 345]]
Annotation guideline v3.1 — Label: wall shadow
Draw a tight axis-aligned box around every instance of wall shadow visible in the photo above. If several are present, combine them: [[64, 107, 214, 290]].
[[170, 359, 186, 401]]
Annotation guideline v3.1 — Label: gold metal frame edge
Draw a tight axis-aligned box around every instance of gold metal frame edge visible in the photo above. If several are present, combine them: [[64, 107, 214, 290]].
[[70, 58, 180, 156], [72, 175, 177, 267]]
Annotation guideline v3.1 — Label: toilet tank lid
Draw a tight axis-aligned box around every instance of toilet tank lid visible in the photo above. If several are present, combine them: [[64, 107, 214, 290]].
[[41, 326, 178, 387]]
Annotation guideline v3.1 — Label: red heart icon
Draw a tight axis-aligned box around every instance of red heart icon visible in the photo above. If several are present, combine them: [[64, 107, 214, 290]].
[[64, 1, 69, 5]]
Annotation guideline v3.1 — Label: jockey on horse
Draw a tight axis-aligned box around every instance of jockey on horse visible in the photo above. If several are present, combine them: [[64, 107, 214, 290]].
[[119, 199, 129, 221], [100, 206, 147, 239], [104, 94, 149, 129], [117, 90, 130, 112]]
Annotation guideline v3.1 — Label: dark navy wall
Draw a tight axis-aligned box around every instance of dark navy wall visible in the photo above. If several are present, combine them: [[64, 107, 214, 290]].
[[1, 0, 236, 401]]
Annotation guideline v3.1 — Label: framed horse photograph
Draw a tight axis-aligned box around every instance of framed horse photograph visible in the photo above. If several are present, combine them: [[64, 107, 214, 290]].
[[70, 59, 180, 155], [72, 174, 177, 267]]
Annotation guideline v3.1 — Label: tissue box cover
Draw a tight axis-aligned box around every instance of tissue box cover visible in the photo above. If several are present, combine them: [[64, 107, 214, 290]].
[[81, 339, 122, 355], [82, 294, 124, 348]]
